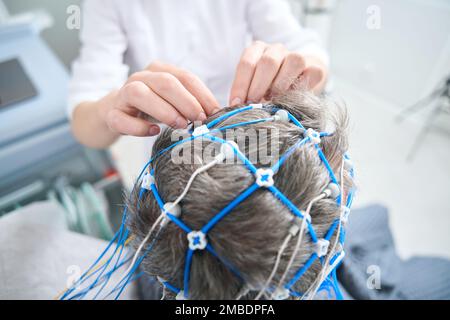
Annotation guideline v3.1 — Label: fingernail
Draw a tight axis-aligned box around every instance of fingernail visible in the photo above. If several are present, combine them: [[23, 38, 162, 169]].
[[230, 97, 242, 106], [212, 107, 222, 114], [175, 117, 187, 129], [197, 112, 207, 123], [149, 126, 160, 136]]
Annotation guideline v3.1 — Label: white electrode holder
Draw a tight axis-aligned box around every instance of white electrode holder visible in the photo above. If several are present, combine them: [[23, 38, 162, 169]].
[[255, 168, 275, 188], [192, 125, 210, 137], [215, 141, 240, 162], [315, 238, 330, 257], [141, 172, 154, 190], [187, 230, 207, 251], [273, 110, 290, 122], [305, 128, 321, 144], [161, 202, 182, 228], [324, 182, 340, 199]]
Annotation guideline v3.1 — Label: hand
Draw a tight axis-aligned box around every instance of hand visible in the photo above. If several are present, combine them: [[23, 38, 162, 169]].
[[101, 61, 220, 137], [229, 41, 328, 106]]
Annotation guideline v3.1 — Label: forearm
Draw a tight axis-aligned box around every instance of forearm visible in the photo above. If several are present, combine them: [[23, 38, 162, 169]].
[[71, 91, 120, 149]]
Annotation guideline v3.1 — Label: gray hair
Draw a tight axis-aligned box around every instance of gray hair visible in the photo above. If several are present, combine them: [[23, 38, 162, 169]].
[[126, 89, 353, 300]]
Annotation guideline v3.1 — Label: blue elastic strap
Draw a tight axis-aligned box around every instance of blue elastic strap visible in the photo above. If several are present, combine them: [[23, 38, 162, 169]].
[[183, 249, 195, 298], [288, 113, 306, 130], [61, 211, 127, 299], [332, 268, 344, 300], [206, 106, 254, 129], [111, 229, 163, 300], [285, 253, 318, 289], [202, 183, 259, 234], [217, 117, 275, 132], [316, 146, 338, 185], [205, 243, 243, 280], [163, 281, 181, 294], [267, 185, 318, 243], [271, 137, 309, 173], [204, 134, 258, 174]]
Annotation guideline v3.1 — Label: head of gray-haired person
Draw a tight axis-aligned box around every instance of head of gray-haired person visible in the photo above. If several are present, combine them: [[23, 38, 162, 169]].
[[126, 89, 354, 300]]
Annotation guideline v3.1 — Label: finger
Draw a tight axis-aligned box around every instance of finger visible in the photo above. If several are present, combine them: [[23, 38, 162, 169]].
[[229, 41, 267, 106], [176, 71, 221, 116], [148, 62, 220, 117], [271, 52, 306, 96], [106, 109, 160, 137], [247, 44, 287, 103], [121, 80, 188, 129], [129, 71, 204, 123], [299, 66, 325, 92], [146, 72, 208, 122]]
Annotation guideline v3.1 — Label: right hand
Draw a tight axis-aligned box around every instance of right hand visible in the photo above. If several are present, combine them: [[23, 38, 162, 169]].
[[101, 61, 220, 137]]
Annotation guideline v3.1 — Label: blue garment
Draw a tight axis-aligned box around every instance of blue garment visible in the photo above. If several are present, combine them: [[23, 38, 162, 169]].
[[339, 204, 450, 300], [137, 204, 450, 300]]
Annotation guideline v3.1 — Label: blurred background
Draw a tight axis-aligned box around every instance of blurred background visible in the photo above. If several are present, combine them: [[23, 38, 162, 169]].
[[0, 0, 449, 261]]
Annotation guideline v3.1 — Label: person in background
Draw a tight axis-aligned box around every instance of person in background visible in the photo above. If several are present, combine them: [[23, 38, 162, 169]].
[[69, 0, 328, 150]]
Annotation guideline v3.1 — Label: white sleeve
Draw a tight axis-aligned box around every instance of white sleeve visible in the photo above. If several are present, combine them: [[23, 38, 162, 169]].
[[246, 0, 329, 66], [67, 0, 129, 118]]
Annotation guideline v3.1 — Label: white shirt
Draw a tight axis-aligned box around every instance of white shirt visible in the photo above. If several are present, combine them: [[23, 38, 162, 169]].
[[68, 0, 328, 114], [68, 0, 329, 188]]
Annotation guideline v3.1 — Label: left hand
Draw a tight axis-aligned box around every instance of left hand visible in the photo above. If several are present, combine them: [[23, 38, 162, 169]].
[[229, 41, 328, 106]]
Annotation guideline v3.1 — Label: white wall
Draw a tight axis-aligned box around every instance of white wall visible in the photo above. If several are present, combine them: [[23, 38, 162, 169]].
[[329, 0, 450, 107]]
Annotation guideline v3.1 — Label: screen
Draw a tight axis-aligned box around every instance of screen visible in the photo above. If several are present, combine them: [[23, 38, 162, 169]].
[[0, 58, 38, 109]]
